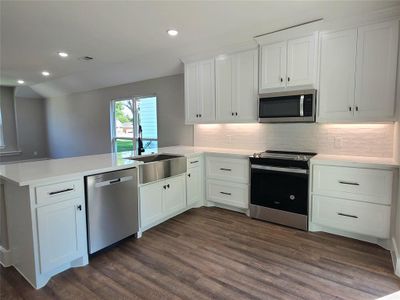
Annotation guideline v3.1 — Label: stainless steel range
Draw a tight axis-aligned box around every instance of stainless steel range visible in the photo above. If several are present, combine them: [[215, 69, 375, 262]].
[[249, 150, 316, 231]]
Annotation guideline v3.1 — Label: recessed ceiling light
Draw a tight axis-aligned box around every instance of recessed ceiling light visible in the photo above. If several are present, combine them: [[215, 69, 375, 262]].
[[42, 71, 50, 77], [17, 79, 24, 84], [58, 51, 68, 58], [167, 29, 178, 36]]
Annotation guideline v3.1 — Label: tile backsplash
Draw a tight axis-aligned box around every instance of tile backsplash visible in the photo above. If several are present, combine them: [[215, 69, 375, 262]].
[[194, 123, 394, 158]]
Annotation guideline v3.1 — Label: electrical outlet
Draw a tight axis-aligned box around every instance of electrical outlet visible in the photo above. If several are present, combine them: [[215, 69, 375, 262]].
[[334, 137, 342, 149]]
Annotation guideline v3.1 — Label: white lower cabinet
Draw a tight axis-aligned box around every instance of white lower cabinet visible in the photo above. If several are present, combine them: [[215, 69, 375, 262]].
[[4, 178, 88, 289], [310, 163, 395, 240], [205, 154, 249, 210], [207, 179, 249, 209], [37, 197, 86, 273], [140, 174, 186, 230], [186, 155, 204, 207], [312, 195, 391, 238]]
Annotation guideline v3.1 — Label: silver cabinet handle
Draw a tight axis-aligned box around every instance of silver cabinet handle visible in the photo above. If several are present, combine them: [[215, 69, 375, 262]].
[[95, 176, 133, 188], [338, 180, 359, 186], [220, 168, 232, 171], [337, 212, 358, 219], [251, 164, 308, 174], [220, 192, 231, 196], [48, 188, 74, 195], [299, 95, 304, 117]]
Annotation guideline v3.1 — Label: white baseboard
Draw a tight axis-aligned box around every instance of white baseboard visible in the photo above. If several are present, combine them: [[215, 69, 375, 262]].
[[0, 246, 12, 267], [391, 237, 400, 277]]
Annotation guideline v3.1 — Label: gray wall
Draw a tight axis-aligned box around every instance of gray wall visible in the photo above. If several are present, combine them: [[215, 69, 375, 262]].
[[0, 86, 18, 153], [0, 87, 48, 163], [46, 74, 193, 158]]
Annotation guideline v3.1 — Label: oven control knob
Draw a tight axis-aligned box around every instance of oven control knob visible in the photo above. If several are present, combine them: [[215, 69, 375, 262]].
[[289, 195, 295, 200]]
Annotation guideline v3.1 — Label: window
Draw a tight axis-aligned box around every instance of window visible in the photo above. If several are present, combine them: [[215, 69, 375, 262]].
[[111, 96, 158, 153]]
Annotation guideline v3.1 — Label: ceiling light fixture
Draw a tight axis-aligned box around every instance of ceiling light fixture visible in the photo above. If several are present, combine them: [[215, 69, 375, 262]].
[[58, 51, 69, 58], [42, 71, 50, 77], [167, 29, 178, 36], [17, 79, 24, 84]]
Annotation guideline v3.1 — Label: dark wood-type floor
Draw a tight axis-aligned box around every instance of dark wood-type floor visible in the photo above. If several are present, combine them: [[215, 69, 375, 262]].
[[1, 207, 399, 300]]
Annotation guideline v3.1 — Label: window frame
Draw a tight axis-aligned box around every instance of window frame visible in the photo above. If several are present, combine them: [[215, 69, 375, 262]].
[[110, 95, 158, 153]]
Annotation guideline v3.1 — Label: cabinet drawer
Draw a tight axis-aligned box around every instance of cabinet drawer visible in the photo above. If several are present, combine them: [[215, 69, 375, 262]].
[[36, 180, 83, 206], [207, 179, 248, 209], [312, 165, 393, 205], [206, 156, 249, 183], [187, 156, 202, 169], [312, 195, 391, 238]]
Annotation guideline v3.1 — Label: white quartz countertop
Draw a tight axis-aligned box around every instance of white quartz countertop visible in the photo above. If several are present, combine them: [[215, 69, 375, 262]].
[[311, 154, 400, 169], [2, 145, 398, 186], [0, 146, 260, 186]]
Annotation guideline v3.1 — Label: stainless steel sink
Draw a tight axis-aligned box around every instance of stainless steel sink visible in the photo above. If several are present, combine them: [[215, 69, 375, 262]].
[[129, 154, 183, 163], [127, 154, 187, 184]]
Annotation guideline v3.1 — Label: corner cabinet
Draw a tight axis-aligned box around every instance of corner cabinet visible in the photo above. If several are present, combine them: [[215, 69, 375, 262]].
[[140, 174, 186, 230], [184, 59, 216, 124], [186, 155, 204, 207], [318, 20, 399, 122], [215, 49, 258, 122], [259, 33, 317, 93]]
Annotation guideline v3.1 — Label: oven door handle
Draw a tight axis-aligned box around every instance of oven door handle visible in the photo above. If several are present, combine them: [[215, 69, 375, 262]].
[[251, 164, 309, 174]]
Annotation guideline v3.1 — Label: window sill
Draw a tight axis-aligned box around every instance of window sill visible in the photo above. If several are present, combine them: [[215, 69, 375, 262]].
[[0, 150, 22, 157]]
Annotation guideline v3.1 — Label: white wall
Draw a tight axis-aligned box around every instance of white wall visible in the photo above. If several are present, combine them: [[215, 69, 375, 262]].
[[194, 123, 394, 157]]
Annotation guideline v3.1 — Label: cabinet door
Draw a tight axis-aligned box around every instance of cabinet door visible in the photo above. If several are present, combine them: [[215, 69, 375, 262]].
[[216, 55, 234, 121], [354, 20, 398, 120], [163, 175, 186, 215], [198, 59, 216, 122], [233, 49, 258, 121], [318, 29, 357, 121], [37, 198, 84, 274], [260, 41, 286, 90], [140, 181, 164, 228], [187, 165, 202, 206], [287, 34, 316, 87], [184, 62, 199, 123]]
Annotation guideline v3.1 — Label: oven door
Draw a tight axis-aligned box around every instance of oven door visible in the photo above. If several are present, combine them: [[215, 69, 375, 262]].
[[250, 165, 309, 215], [258, 90, 316, 123]]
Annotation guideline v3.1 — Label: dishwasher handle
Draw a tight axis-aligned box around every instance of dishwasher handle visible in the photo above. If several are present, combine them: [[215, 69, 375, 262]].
[[94, 176, 134, 188]]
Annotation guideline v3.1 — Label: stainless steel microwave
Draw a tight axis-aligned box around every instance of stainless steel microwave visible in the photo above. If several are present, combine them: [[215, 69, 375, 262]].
[[258, 89, 317, 123]]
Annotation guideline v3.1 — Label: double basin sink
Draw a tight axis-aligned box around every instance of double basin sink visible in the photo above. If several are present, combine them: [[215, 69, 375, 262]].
[[126, 154, 187, 184]]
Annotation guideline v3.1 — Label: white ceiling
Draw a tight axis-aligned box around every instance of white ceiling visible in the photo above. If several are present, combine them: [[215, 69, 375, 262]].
[[1, 1, 399, 98]]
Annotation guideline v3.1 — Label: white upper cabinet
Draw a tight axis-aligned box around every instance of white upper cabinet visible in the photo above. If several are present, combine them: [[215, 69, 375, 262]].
[[287, 35, 316, 87], [185, 59, 215, 124], [216, 49, 258, 122], [318, 20, 399, 122], [318, 29, 357, 121], [260, 42, 286, 90], [259, 34, 317, 93], [354, 20, 398, 121]]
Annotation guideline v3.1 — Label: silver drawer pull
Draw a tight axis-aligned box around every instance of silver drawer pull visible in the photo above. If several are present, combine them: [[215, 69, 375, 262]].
[[48, 188, 74, 195], [190, 160, 199, 164], [220, 168, 232, 171], [220, 192, 232, 196], [337, 212, 358, 219], [338, 180, 359, 186]]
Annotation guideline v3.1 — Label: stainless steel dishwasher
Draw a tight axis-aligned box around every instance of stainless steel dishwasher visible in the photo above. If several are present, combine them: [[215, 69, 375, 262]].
[[85, 168, 138, 254]]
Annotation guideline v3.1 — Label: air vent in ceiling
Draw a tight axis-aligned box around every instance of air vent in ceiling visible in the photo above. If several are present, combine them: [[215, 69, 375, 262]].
[[78, 56, 94, 61]]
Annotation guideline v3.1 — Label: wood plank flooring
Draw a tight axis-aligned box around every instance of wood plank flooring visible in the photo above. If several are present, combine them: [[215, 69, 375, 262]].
[[1, 207, 399, 299]]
